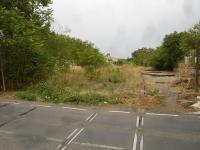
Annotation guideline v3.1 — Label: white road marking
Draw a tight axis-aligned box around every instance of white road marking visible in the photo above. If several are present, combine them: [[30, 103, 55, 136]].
[[141, 117, 144, 127], [132, 132, 138, 150], [62, 106, 86, 111], [0, 130, 14, 134], [136, 116, 139, 128], [31, 104, 51, 108], [109, 111, 130, 114], [61, 146, 67, 150], [67, 128, 84, 145], [66, 129, 78, 140], [0, 102, 10, 104], [86, 113, 95, 121], [89, 114, 97, 122], [47, 137, 62, 142], [146, 113, 179, 117], [140, 135, 143, 150], [72, 142, 125, 150], [12, 102, 20, 105], [0, 102, 19, 105], [56, 129, 78, 150]]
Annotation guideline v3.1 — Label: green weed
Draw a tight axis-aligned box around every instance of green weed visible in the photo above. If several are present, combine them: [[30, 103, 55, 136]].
[[15, 91, 36, 101]]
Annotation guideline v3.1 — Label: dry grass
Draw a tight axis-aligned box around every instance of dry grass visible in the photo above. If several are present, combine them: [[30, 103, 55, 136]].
[[48, 64, 145, 105]]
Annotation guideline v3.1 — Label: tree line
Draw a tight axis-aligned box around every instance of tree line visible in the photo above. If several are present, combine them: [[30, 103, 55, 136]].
[[130, 22, 200, 70], [0, 0, 106, 90]]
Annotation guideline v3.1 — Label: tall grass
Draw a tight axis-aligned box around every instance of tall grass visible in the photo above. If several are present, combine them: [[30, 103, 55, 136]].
[[15, 65, 143, 105]]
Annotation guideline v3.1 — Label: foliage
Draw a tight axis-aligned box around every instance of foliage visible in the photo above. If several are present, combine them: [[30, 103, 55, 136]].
[[129, 30, 193, 70], [0, 0, 106, 90], [42, 33, 106, 68], [131, 48, 154, 66], [181, 22, 200, 52], [108, 69, 125, 83], [0, 0, 52, 27], [0, 7, 53, 89], [15, 91, 36, 101], [151, 32, 185, 70], [33, 82, 113, 104], [85, 66, 125, 83]]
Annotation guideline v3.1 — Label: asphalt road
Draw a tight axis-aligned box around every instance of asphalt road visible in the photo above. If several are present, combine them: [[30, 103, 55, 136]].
[[0, 101, 200, 150]]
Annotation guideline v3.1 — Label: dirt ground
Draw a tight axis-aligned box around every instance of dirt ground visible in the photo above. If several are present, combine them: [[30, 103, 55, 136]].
[[143, 70, 193, 113]]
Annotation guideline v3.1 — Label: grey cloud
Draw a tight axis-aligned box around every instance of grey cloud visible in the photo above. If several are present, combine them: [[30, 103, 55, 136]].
[[183, 0, 193, 17], [52, 0, 200, 58]]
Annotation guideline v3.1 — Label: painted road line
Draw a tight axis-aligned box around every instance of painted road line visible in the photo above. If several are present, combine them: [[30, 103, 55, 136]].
[[0, 102, 19, 105], [12, 102, 20, 105], [72, 142, 125, 150], [132, 132, 138, 150], [62, 106, 86, 111], [67, 128, 85, 145], [146, 113, 179, 117], [66, 129, 78, 140], [109, 110, 131, 114], [136, 116, 139, 128], [89, 113, 97, 122], [31, 104, 52, 108], [140, 135, 143, 150], [141, 117, 144, 127], [0, 130, 14, 135], [47, 137, 62, 143], [56, 129, 78, 150], [86, 113, 96, 121], [59, 128, 85, 150], [0, 102, 10, 104]]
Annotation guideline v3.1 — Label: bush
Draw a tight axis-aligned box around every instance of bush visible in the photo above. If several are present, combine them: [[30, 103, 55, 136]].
[[43, 33, 106, 68], [15, 91, 36, 101], [81, 92, 112, 104], [108, 69, 124, 83], [131, 48, 154, 66], [35, 82, 69, 103], [34, 82, 113, 104], [150, 32, 185, 70]]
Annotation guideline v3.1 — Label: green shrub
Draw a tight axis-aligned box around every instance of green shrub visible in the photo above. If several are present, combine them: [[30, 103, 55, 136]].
[[15, 91, 36, 101], [35, 82, 70, 103], [34, 82, 113, 104], [108, 69, 124, 83], [81, 92, 112, 104], [131, 48, 154, 66]]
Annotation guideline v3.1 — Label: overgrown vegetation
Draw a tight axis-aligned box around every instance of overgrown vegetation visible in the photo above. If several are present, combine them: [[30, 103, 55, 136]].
[[131, 48, 154, 66], [15, 91, 36, 101], [0, 0, 106, 91], [14, 65, 144, 105], [130, 23, 200, 71]]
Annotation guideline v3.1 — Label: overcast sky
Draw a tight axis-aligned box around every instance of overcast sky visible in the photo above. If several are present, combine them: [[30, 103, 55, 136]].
[[51, 0, 200, 58]]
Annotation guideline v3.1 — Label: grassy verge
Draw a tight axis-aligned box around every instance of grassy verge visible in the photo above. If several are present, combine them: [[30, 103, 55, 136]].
[[15, 64, 143, 105]]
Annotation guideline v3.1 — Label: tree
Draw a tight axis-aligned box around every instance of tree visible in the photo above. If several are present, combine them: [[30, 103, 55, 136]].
[[131, 48, 154, 66], [151, 32, 185, 70], [181, 22, 200, 92], [42, 33, 106, 68], [181, 22, 200, 52], [0, 0, 53, 89]]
